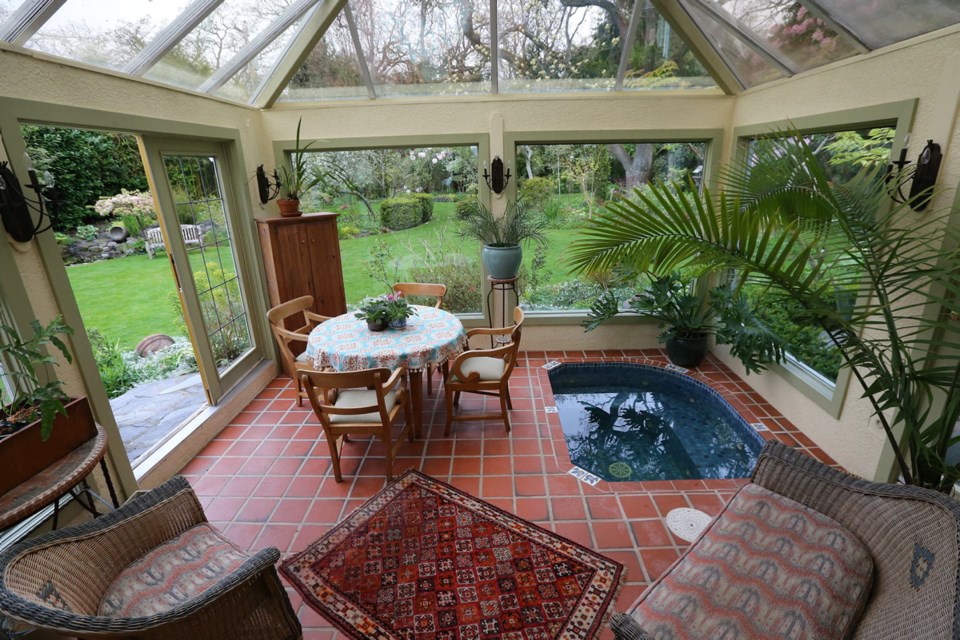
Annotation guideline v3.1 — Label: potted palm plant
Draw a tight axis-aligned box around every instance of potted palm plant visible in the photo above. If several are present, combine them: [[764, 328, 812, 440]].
[[459, 200, 548, 279], [276, 117, 321, 217], [585, 273, 786, 371], [569, 132, 960, 492]]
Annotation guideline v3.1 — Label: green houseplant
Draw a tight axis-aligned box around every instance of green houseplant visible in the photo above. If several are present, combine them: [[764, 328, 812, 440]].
[[0, 315, 73, 440], [569, 132, 960, 491], [585, 273, 786, 371], [276, 117, 321, 217], [354, 293, 415, 331], [459, 200, 548, 279]]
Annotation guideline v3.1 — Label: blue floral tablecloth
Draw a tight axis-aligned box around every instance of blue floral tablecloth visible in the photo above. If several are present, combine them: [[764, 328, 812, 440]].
[[305, 305, 468, 373]]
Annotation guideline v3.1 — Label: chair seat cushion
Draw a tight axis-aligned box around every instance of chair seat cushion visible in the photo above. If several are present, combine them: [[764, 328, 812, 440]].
[[98, 523, 249, 618], [630, 483, 874, 640], [450, 357, 505, 382], [330, 389, 396, 423]]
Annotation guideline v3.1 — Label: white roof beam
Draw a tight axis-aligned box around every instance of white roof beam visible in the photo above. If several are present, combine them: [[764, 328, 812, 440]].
[[123, 0, 225, 76], [614, 0, 644, 90], [252, 0, 347, 108], [343, 3, 376, 99], [199, 0, 319, 93], [0, 0, 65, 46]]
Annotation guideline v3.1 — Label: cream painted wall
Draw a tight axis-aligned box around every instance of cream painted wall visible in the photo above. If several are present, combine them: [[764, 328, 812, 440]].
[[721, 26, 960, 480]]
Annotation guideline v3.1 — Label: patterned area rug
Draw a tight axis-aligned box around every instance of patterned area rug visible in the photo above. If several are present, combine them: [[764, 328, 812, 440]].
[[282, 470, 623, 639]]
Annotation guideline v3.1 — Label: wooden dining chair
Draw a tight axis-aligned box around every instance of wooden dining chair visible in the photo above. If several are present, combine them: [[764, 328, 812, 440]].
[[300, 367, 414, 481], [393, 282, 448, 394], [267, 295, 331, 406], [444, 307, 524, 435]]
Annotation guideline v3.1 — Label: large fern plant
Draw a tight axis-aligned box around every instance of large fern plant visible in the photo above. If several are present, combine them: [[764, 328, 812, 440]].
[[569, 133, 960, 491]]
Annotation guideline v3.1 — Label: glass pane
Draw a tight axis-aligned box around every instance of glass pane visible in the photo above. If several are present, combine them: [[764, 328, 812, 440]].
[[161, 155, 253, 373], [353, 0, 491, 98], [0, 0, 24, 29], [213, 14, 306, 101], [679, 0, 786, 87], [623, 5, 717, 91], [742, 126, 895, 383], [702, 0, 857, 72], [818, 0, 960, 49], [145, 0, 290, 91], [280, 11, 369, 101], [22, 0, 187, 69], [516, 141, 707, 311], [301, 146, 482, 313]]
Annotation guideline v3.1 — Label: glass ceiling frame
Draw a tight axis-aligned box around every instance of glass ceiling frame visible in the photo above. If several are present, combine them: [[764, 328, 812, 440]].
[[0, 0, 955, 107]]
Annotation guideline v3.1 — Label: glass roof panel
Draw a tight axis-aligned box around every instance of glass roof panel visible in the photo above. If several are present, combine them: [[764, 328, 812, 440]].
[[622, 5, 717, 91], [21, 0, 187, 70], [280, 10, 369, 101], [702, 0, 857, 72], [356, 0, 491, 98], [214, 14, 306, 102], [679, 0, 786, 88], [144, 0, 290, 92], [0, 1, 23, 23], [816, 0, 960, 49]]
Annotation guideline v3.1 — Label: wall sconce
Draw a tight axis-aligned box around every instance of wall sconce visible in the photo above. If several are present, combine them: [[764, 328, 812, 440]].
[[886, 138, 942, 212], [483, 156, 512, 195], [256, 165, 282, 204], [0, 157, 54, 243]]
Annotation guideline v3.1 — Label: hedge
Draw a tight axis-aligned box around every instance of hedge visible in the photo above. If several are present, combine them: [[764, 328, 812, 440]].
[[455, 196, 481, 220], [379, 197, 422, 230], [410, 193, 434, 223]]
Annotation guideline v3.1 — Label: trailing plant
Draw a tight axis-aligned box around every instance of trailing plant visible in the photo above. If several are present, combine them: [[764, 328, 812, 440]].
[[458, 200, 548, 248], [0, 316, 73, 440], [76, 224, 98, 241], [569, 132, 960, 491], [585, 273, 786, 374]]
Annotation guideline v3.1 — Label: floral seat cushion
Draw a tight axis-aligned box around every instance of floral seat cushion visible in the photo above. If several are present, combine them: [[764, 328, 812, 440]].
[[98, 523, 249, 618], [631, 484, 874, 640]]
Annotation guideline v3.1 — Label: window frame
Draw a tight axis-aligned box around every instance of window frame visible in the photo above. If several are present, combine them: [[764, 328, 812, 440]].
[[731, 98, 917, 417]]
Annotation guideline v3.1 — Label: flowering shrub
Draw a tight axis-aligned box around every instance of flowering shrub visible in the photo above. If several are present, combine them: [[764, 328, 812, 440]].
[[94, 189, 155, 218]]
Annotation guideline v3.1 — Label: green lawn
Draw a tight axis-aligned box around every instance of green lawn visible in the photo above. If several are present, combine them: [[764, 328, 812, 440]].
[[68, 198, 588, 349], [66, 248, 223, 350]]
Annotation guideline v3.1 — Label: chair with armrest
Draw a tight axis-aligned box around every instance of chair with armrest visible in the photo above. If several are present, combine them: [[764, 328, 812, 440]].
[[0, 476, 301, 640], [393, 282, 448, 395], [267, 295, 331, 406], [300, 367, 413, 482], [444, 307, 524, 435]]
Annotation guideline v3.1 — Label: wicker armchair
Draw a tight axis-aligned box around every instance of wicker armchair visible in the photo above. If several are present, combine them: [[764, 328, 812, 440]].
[[612, 441, 960, 639], [0, 476, 301, 640]]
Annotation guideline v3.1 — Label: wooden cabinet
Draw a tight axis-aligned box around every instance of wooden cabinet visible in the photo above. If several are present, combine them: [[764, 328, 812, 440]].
[[256, 213, 346, 329]]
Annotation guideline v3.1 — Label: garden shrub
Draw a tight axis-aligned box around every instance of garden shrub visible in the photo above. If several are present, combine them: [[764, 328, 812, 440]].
[[339, 224, 361, 239], [379, 197, 422, 230], [455, 196, 481, 220], [89, 329, 197, 399], [89, 329, 138, 398], [519, 177, 553, 210], [410, 193, 434, 223], [542, 197, 566, 227], [409, 257, 482, 314], [76, 224, 98, 241]]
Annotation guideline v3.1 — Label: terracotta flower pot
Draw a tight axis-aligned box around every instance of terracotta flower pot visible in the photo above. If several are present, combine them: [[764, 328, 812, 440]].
[[277, 198, 302, 217]]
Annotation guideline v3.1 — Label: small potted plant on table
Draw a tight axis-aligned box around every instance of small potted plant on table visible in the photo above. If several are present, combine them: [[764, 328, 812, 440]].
[[355, 294, 415, 331]]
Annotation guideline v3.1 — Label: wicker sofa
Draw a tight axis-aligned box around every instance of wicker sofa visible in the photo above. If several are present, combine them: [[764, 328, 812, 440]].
[[0, 476, 301, 640], [612, 441, 960, 640]]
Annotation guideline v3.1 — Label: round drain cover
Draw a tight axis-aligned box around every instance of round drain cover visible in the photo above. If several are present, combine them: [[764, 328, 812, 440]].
[[665, 508, 713, 542], [608, 461, 632, 478]]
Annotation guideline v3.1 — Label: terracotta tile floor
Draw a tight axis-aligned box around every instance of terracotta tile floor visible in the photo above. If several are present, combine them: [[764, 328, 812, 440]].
[[179, 349, 834, 640]]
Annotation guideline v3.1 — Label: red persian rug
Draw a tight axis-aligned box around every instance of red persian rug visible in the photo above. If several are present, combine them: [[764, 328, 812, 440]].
[[282, 470, 623, 639]]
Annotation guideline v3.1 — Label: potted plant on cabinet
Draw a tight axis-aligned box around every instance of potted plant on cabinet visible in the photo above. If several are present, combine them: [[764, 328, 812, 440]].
[[276, 117, 321, 217], [584, 272, 786, 371], [0, 315, 98, 497], [459, 200, 548, 279]]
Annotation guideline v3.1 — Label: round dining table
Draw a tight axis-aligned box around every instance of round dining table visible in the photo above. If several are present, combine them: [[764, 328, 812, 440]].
[[304, 305, 468, 436]]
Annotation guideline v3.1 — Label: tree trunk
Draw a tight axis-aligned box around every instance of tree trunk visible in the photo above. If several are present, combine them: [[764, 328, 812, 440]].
[[607, 143, 654, 190], [522, 145, 534, 179]]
